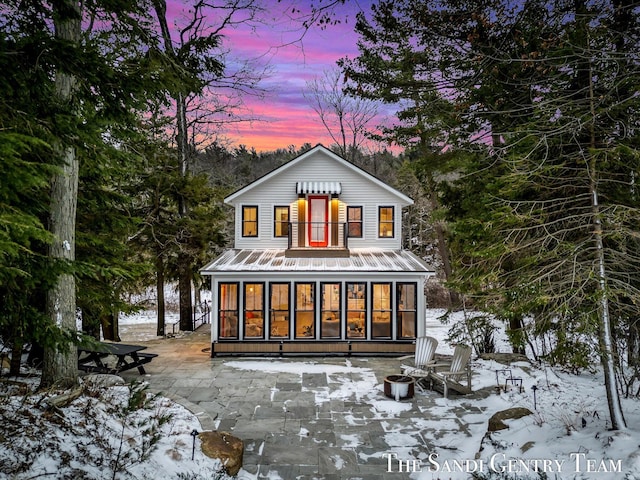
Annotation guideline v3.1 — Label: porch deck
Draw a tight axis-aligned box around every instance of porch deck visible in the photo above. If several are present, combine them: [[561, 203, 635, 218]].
[[210, 340, 415, 357]]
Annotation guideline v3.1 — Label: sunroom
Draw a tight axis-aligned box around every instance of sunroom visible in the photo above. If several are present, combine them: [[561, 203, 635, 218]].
[[201, 248, 433, 356]]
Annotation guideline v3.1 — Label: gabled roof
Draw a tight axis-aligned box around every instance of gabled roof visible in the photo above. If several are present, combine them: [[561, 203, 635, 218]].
[[224, 144, 413, 205]]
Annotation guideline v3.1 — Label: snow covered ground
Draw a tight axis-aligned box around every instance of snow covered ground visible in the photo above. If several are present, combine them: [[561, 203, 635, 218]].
[[2, 308, 640, 479], [0, 377, 232, 479], [221, 310, 640, 480]]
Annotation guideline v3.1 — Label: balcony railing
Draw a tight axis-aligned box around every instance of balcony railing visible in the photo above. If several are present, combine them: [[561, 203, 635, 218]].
[[287, 221, 348, 250]]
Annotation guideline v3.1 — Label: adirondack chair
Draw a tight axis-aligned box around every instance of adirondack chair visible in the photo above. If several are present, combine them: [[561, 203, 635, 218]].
[[401, 336, 439, 388], [427, 344, 473, 398]]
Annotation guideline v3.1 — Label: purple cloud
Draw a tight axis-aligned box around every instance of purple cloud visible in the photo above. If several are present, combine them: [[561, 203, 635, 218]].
[[167, 0, 390, 152]]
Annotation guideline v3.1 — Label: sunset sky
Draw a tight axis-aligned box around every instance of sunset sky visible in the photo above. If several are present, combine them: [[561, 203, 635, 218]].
[[168, 1, 391, 153]]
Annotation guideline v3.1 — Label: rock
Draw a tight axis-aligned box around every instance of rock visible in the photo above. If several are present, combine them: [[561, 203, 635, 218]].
[[200, 430, 243, 475], [477, 408, 536, 459], [520, 441, 535, 453], [82, 373, 125, 388], [47, 386, 83, 408], [488, 407, 533, 432], [479, 353, 530, 364]]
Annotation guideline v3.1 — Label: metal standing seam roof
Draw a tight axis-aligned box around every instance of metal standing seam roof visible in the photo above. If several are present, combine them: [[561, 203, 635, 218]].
[[200, 249, 434, 274]]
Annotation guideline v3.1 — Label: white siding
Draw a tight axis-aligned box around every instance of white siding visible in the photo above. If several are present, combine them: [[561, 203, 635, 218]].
[[231, 149, 410, 250]]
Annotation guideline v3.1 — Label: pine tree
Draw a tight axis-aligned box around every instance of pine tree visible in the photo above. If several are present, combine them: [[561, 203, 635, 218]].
[[344, 0, 639, 429], [2, 1, 179, 385]]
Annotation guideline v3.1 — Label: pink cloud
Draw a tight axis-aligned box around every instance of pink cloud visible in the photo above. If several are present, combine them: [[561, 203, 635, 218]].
[[168, 1, 391, 153]]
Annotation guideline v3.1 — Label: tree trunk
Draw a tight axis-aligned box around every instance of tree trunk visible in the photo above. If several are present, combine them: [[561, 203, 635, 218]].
[[41, 143, 80, 388], [178, 255, 193, 331], [587, 55, 626, 429], [508, 314, 526, 355], [10, 336, 23, 377], [100, 312, 120, 342], [176, 89, 193, 332], [591, 184, 626, 429], [156, 254, 166, 336], [42, 144, 80, 388], [40, 0, 81, 389], [424, 173, 459, 308], [628, 319, 640, 388], [8, 306, 23, 376], [414, 101, 458, 308], [153, 0, 193, 333], [81, 306, 101, 340]]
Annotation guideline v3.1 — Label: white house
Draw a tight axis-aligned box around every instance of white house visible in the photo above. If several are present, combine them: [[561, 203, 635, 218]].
[[200, 145, 434, 356]]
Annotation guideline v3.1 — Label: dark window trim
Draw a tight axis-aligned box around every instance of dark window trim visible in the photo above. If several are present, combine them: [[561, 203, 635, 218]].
[[242, 205, 259, 237], [218, 282, 239, 339], [346, 281, 367, 339], [269, 282, 290, 339], [320, 282, 342, 338], [372, 282, 392, 338], [397, 282, 417, 339], [378, 206, 395, 238], [294, 281, 315, 339], [243, 282, 265, 339], [347, 206, 363, 238], [273, 205, 290, 238]]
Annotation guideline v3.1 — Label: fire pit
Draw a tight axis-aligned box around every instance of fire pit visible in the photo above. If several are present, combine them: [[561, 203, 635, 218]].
[[383, 375, 415, 401]]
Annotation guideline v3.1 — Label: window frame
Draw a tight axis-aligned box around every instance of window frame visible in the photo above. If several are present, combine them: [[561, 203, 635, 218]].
[[371, 282, 392, 338], [294, 282, 315, 339], [273, 205, 290, 238], [320, 282, 342, 339], [269, 282, 290, 339], [243, 282, 265, 339], [346, 282, 367, 339], [347, 206, 363, 238], [218, 282, 239, 339], [242, 205, 259, 237], [396, 282, 417, 339], [378, 206, 395, 238]]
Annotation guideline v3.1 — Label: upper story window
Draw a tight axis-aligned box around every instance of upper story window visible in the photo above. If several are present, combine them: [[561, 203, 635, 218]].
[[242, 206, 258, 237], [347, 206, 363, 238], [274, 206, 289, 238], [378, 206, 394, 238]]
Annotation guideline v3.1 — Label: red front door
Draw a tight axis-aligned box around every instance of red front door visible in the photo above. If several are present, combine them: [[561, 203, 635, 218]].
[[308, 195, 328, 247]]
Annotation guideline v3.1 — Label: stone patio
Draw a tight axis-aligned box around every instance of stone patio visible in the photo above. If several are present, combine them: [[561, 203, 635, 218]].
[[118, 325, 490, 479]]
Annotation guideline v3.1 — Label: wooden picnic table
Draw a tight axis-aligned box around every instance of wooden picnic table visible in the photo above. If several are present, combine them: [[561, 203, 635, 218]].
[[78, 342, 157, 375]]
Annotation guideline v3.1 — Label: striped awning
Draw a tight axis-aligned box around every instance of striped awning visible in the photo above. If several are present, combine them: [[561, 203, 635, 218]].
[[296, 181, 342, 195]]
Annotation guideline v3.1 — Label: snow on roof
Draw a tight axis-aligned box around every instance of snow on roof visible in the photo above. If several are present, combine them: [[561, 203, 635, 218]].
[[200, 248, 434, 274]]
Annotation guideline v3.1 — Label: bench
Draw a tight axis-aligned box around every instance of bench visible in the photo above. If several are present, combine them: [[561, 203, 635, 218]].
[[78, 343, 158, 375], [114, 352, 158, 374]]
